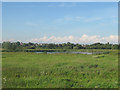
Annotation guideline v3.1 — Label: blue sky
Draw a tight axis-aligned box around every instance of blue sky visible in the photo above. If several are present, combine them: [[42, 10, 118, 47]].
[[2, 2, 118, 43]]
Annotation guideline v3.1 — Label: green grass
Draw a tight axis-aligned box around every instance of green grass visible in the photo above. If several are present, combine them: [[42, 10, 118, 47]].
[[2, 50, 118, 88]]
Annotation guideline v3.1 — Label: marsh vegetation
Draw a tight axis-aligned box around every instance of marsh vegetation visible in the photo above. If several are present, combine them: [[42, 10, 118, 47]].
[[2, 49, 118, 88]]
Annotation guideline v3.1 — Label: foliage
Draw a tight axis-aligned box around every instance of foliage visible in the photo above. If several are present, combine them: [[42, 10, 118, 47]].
[[1, 41, 119, 52]]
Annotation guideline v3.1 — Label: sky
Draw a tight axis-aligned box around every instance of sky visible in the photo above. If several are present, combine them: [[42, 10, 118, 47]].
[[2, 2, 118, 44]]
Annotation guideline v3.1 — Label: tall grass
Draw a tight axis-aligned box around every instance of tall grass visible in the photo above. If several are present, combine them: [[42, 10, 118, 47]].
[[2, 50, 118, 88]]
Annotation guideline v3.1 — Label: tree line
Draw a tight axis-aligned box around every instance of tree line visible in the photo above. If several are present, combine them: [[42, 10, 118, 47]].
[[0, 41, 119, 52]]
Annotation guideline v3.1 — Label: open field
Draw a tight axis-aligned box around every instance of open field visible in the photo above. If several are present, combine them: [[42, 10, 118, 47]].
[[2, 50, 118, 88]]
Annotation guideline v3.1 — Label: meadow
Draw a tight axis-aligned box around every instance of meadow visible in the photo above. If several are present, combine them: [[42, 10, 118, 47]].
[[2, 50, 118, 88]]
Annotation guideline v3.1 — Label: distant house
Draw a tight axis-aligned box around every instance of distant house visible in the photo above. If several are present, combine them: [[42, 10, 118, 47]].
[[20, 42, 23, 45]]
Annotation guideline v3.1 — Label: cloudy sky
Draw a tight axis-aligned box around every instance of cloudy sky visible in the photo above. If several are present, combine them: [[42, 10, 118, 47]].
[[2, 2, 118, 44]]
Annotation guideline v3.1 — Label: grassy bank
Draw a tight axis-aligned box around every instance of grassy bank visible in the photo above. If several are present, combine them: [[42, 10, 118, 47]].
[[2, 48, 117, 53], [2, 50, 118, 88]]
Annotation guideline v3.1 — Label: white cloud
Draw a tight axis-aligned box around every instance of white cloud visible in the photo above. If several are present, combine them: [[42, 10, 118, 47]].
[[101, 35, 118, 43], [84, 17, 103, 22], [25, 22, 38, 26], [48, 3, 76, 7], [30, 34, 118, 44], [3, 39, 21, 42], [79, 34, 101, 43], [3, 34, 118, 44], [55, 16, 103, 24]]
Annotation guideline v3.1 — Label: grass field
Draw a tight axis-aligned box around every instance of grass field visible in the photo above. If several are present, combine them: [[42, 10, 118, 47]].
[[2, 50, 118, 88]]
